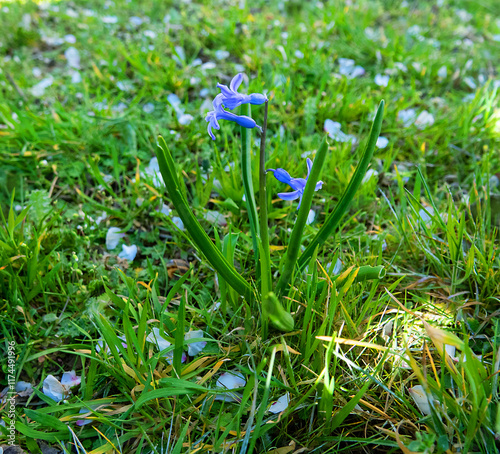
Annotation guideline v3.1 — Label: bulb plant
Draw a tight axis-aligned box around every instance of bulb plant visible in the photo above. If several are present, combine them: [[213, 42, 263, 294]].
[[156, 73, 386, 337]]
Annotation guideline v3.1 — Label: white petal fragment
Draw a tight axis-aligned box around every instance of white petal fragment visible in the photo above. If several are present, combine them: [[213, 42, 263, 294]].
[[184, 330, 207, 356], [106, 227, 125, 250], [408, 385, 432, 416], [268, 393, 290, 414], [118, 244, 137, 261]]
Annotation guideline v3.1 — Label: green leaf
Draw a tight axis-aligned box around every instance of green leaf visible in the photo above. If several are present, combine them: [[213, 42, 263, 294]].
[[297, 100, 385, 271], [24, 408, 68, 432], [156, 136, 253, 301], [134, 378, 208, 408]]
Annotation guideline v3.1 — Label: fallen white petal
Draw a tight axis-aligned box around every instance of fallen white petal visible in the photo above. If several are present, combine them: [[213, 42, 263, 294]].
[[118, 244, 137, 261], [409, 385, 431, 415], [376, 136, 389, 148], [306, 209, 316, 225], [204, 211, 226, 226], [43, 375, 66, 402], [172, 216, 184, 230], [106, 227, 125, 250], [30, 76, 54, 97], [215, 50, 230, 60], [362, 169, 379, 184], [102, 15, 118, 24], [374, 74, 389, 87], [397, 108, 417, 127], [268, 393, 290, 414], [178, 113, 194, 125], [64, 46, 80, 69], [415, 110, 434, 129], [217, 371, 246, 390], [61, 371, 81, 389], [437, 66, 447, 78], [184, 330, 207, 356]]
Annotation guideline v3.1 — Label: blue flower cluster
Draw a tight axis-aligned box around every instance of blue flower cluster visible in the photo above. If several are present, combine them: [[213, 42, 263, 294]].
[[205, 73, 267, 140], [267, 158, 323, 209]]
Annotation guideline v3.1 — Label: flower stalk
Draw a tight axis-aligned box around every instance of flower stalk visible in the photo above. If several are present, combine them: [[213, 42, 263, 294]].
[[258, 101, 272, 337]]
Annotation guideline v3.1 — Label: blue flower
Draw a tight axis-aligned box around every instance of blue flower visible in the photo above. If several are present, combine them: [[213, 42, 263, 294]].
[[205, 94, 262, 140], [217, 73, 267, 110], [267, 158, 323, 210]]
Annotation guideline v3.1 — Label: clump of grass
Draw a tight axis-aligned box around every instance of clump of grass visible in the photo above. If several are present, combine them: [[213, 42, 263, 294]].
[[1, 0, 500, 452]]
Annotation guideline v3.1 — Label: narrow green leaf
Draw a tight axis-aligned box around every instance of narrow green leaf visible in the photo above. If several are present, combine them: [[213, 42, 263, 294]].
[[134, 379, 208, 408], [156, 136, 253, 301], [298, 100, 385, 271]]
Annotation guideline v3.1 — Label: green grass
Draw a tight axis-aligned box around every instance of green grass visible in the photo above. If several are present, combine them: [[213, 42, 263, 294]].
[[1, 0, 500, 453]]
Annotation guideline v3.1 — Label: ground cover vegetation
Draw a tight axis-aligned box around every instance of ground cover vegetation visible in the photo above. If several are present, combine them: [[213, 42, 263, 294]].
[[1, 0, 500, 453]]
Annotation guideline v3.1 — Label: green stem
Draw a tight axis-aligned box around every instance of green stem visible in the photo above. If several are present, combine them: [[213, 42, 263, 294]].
[[241, 104, 260, 264], [315, 265, 386, 294], [258, 101, 271, 338], [156, 136, 253, 301]]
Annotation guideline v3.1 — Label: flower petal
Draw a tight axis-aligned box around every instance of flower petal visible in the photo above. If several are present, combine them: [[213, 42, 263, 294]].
[[184, 330, 207, 356], [289, 178, 307, 191], [61, 371, 81, 389], [277, 190, 301, 201], [306, 158, 313, 178], [268, 168, 293, 185], [230, 73, 243, 92], [43, 375, 65, 402]]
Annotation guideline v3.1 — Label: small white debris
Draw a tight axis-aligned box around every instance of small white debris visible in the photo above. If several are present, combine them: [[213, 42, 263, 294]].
[[102, 15, 118, 24], [118, 244, 137, 261], [43, 371, 81, 403], [117, 80, 134, 92], [143, 102, 155, 113], [64, 47, 80, 68], [374, 74, 389, 87], [144, 157, 163, 188], [324, 119, 357, 144], [201, 61, 217, 70], [437, 66, 447, 78], [419, 206, 434, 224], [30, 76, 54, 97], [414, 111, 434, 129], [362, 169, 379, 184], [129, 16, 143, 26], [215, 371, 246, 402], [64, 34, 77, 44], [376, 136, 389, 148], [146, 327, 185, 364], [268, 393, 290, 414], [70, 70, 82, 84], [306, 209, 316, 225], [397, 108, 417, 127], [215, 50, 230, 60], [172, 216, 184, 231], [106, 227, 125, 250], [294, 50, 304, 59], [178, 113, 194, 125], [32, 67, 42, 78], [143, 30, 156, 39]]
